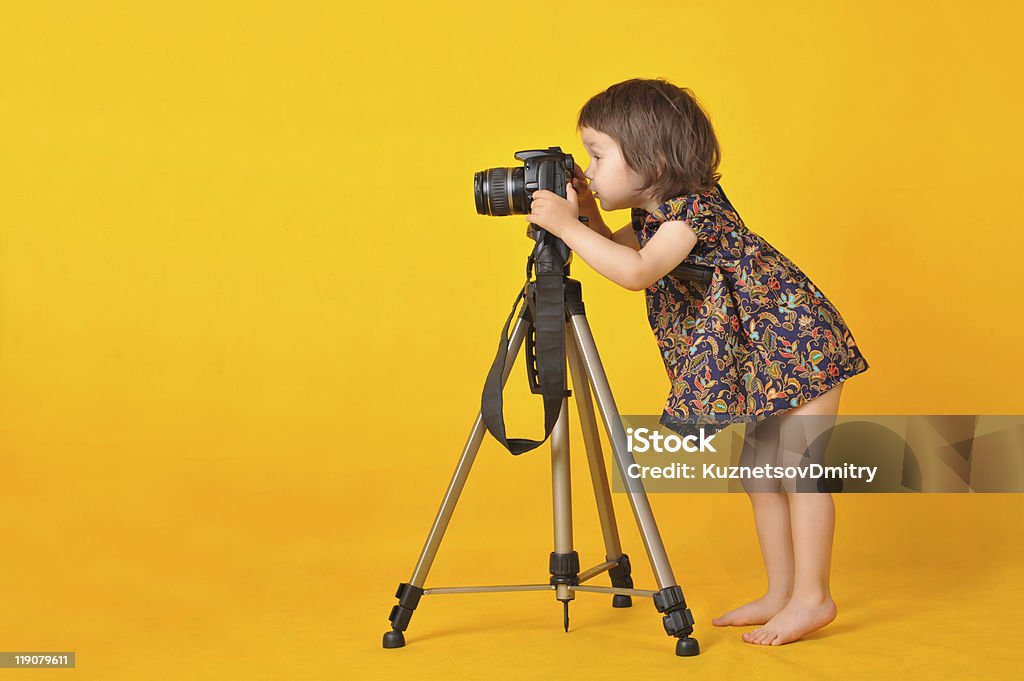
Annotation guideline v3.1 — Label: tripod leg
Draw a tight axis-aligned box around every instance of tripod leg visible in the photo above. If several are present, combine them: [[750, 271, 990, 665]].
[[564, 325, 634, 608], [566, 313, 700, 657], [549, 391, 579, 631], [383, 316, 531, 649]]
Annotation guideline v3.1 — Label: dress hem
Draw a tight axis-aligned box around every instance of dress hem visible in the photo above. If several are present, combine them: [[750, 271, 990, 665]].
[[657, 363, 869, 437]]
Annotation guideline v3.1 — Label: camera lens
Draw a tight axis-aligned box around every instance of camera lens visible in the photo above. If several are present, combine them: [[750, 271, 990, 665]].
[[474, 167, 526, 216]]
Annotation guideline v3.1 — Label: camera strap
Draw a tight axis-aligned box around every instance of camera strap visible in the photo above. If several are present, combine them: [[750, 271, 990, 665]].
[[481, 255, 570, 455]]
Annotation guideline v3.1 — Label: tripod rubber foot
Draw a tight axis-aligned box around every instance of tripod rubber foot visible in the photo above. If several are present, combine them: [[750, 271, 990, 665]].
[[612, 595, 632, 608], [675, 637, 700, 657], [382, 630, 406, 649]]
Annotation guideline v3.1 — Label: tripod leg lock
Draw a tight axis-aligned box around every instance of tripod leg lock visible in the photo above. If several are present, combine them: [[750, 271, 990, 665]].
[[653, 585, 696, 637], [548, 551, 581, 586], [607, 554, 634, 589], [387, 582, 424, 632]]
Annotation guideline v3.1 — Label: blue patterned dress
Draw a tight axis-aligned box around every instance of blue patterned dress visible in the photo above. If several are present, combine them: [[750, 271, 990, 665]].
[[631, 184, 869, 435]]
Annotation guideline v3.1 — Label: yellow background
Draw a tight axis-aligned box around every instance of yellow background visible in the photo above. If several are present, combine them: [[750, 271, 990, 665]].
[[1, 0, 1022, 679]]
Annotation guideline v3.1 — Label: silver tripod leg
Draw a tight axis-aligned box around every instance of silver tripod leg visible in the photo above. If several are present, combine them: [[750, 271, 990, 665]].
[[408, 316, 530, 587], [564, 324, 638, 606], [565, 327, 624, 561], [549, 381, 576, 617], [565, 313, 677, 588], [567, 312, 700, 656], [384, 314, 556, 650], [550, 382, 573, 560]]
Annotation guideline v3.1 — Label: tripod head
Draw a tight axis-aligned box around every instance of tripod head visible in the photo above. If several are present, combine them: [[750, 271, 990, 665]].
[[526, 223, 572, 275]]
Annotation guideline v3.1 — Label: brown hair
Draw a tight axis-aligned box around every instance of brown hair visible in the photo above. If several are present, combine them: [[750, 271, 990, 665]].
[[577, 78, 722, 203]]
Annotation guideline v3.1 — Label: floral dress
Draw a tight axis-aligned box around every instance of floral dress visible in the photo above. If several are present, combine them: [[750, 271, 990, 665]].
[[632, 183, 869, 435]]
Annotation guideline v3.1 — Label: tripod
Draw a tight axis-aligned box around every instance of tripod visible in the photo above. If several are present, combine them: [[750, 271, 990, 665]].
[[382, 274, 701, 657]]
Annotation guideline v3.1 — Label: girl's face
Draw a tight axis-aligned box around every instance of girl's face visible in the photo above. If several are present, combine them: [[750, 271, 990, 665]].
[[580, 126, 656, 212]]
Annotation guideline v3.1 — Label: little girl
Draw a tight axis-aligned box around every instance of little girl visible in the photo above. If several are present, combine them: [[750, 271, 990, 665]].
[[526, 78, 870, 646]]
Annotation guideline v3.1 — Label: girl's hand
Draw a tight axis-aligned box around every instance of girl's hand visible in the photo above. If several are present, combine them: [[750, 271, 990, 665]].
[[526, 182, 579, 238], [571, 163, 603, 229]]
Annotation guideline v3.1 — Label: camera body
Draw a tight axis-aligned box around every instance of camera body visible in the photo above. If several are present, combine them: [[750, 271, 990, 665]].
[[475, 147, 575, 217]]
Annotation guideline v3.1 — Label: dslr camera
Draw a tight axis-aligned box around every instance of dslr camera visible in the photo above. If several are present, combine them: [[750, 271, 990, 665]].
[[474, 147, 575, 217]]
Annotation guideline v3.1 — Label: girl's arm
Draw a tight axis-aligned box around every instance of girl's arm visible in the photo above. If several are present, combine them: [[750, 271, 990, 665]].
[[611, 223, 641, 251], [555, 219, 697, 291], [526, 185, 696, 291], [584, 220, 641, 251]]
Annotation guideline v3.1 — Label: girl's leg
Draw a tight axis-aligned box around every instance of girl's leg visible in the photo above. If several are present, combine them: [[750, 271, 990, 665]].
[[713, 417, 794, 626], [744, 384, 843, 646]]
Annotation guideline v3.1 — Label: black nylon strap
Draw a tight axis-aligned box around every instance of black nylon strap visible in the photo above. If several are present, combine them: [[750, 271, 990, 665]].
[[480, 264, 569, 456]]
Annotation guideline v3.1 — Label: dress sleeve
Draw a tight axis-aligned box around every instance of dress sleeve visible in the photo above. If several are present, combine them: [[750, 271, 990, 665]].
[[685, 195, 723, 248]]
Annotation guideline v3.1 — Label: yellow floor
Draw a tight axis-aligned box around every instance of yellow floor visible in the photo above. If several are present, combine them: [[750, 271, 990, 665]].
[[3, 452, 1022, 680]]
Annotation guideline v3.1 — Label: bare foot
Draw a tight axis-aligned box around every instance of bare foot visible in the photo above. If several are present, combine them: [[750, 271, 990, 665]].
[[712, 593, 790, 627], [741, 596, 837, 645]]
